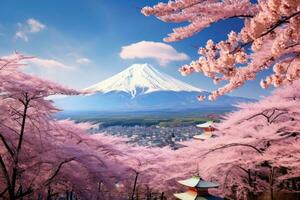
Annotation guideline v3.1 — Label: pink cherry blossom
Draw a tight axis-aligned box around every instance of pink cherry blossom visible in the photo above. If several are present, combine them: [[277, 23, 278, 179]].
[[142, 0, 300, 100]]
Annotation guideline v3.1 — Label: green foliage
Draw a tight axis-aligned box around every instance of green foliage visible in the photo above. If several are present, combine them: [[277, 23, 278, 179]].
[[79, 117, 215, 127]]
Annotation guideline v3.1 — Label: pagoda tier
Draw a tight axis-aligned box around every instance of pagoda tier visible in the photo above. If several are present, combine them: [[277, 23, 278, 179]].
[[196, 121, 214, 128], [174, 190, 223, 200], [174, 189, 198, 200], [194, 121, 216, 140], [177, 176, 219, 189], [193, 132, 213, 140], [174, 176, 222, 200]]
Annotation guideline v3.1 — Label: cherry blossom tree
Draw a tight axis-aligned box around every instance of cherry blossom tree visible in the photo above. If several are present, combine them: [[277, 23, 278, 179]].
[[125, 80, 300, 199], [1, 53, 298, 200], [0, 53, 133, 199], [142, 0, 300, 100]]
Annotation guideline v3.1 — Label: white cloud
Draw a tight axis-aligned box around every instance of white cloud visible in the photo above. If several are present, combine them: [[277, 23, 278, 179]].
[[15, 18, 46, 41], [15, 31, 28, 41], [76, 57, 91, 64], [28, 58, 71, 69], [120, 41, 189, 66], [27, 18, 45, 32]]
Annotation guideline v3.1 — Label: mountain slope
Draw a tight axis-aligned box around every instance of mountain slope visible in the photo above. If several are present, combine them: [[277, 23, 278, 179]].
[[56, 90, 253, 111], [55, 63, 254, 112], [84, 63, 203, 97]]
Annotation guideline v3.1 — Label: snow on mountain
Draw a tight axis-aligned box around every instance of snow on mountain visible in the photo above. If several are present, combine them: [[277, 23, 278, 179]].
[[55, 63, 254, 112], [84, 63, 203, 97]]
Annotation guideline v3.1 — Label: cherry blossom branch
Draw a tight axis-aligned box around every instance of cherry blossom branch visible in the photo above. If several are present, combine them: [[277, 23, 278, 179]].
[[143, 1, 300, 100], [0, 133, 15, 157], [15, 187, 33, 199], [11, 96, 30, 198], [44, 157, 76, 186], [232, 11, 300, 54], [0, 155, 11, 193], [246, 108, 288, 124], [202, 143, 263, 157], [223, 165, 253, 192], [228, 14, 254, 19], [0, 187, 8, 197], [130, 171, 139, 200]]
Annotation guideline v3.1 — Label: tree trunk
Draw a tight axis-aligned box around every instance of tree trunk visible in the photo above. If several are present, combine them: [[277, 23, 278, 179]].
[[47, 187, 52, 200], [38, 193, 43, 200], [97, 182, 102, 200], [270, 168, 274, 200], [131, 171, 139, 200], [135, 186, 139, 200], [160, 192, 164, 200], [66, 190, 70, 200], [10, 97, 29, 200]]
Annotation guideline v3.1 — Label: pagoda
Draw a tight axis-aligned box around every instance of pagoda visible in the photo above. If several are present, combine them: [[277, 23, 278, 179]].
[[174, 176, 222, 200], [193, 121, 216, 140]]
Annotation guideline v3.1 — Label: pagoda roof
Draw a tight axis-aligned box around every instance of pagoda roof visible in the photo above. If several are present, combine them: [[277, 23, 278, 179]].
[[196, 121, 214, 128], [193, 132, 213, 140], [174, 190, 223, 200], [174, 190, 201, 200], [177, 176, 219, 188]]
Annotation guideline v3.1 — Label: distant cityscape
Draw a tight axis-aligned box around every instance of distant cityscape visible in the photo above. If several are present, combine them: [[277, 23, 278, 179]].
[[91, 125, 204, 149]]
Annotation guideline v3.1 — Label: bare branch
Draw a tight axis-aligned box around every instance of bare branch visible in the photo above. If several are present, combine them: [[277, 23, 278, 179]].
[[11, 98, 30, 197], [245, 108, 288, 124], [202, 143, 263, 157], [15, 187, 33, 199], [0, 187, 8, 197], [269, 111, 289, 124], [0, 133, 15, 158], [0, 155, 11, 191], [44, 157, 75, 186]]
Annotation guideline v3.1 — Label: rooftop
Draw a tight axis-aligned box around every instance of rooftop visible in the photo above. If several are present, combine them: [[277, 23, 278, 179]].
[[177, 176, 219, 189]]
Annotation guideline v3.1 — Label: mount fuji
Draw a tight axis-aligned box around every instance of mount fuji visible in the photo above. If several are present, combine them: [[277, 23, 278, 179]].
[[55, 64, 253, 112], [85, 63, 203, 97]]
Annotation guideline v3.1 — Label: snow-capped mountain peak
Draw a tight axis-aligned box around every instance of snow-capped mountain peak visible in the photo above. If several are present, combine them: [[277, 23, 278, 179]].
[[84, 63, 203, 97]]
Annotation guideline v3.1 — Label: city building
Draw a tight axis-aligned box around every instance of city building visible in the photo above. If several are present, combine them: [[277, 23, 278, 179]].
[[193, 121, 216, 140]]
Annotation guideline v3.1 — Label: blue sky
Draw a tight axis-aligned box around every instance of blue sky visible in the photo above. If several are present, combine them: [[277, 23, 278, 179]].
[[0, 0, 272, 99]]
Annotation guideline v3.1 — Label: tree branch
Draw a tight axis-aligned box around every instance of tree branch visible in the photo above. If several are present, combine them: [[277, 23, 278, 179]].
[[246, 108, 288, 124], [228, 14, 254, 19], [202, 143, 263, 157], [237, 166, 249, 174], [15, 187, 33, 199], [269, 111, 289, 124], [223, 165, 252, 191], [231, 11, 300, 54], [0, 155, 11, 192], [0, 187, 8, 197], [44, 157, 75, 186], [11, 95, 30, 198], [247, 112, 269, 121], [0, 133, 15, 158]]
